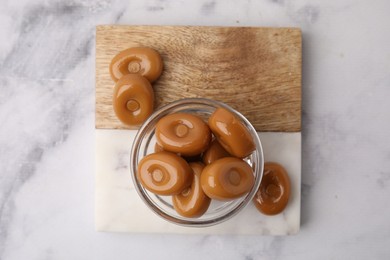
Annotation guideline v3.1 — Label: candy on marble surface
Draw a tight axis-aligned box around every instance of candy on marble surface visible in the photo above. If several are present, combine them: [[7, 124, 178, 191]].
[[253, 162, 291, 215]]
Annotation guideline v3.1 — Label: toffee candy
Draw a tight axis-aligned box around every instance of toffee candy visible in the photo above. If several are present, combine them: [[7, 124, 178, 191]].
[[155, 113, 211, 157], [137, 152, 192, 195], [110, 47, 163, 83], [202, 139, 230, 165], [172, 162, 211, 218], [154, 143, 164, 153], [208, 108, 255, 158], [253, 162, 291, 215], [133, 102, 261, 221], [201, 157, 255, 201], [112, 74, 154, 126]]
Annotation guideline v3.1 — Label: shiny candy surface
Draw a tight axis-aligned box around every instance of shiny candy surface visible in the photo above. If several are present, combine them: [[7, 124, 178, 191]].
[[201, 157, 255, 201], [253, 162, 291, 215], [208, 108, 255, 158], [110, 47, 163, 83], [112, 74, 154, 126], [155, 113, 211, 156], [202, 139, 230, 165], [137, 152, 192, 195], [172, 162, 211, 218]]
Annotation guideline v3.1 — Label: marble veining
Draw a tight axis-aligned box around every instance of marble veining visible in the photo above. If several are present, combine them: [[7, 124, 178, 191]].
[[1, 0, 390, 259], [200, 1, 216, 15], [95, 130, 301, 235]]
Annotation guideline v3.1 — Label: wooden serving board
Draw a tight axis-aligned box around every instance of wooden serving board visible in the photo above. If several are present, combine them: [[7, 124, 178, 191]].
[[96, 25, 301, 131]]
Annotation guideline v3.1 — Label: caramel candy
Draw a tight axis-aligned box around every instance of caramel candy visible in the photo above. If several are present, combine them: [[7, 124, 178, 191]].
[[137, 152, 192, 195], [112, 74, 154, 126], [202, 139, 230, 165], [253, 162, 291, 215], [110, 47, 163, 83], [201, 157, 255, 201], [173, 162, 211, 218], [154, 143, 164, 153], [208, 108, 255, 158], [154, 142, 202, 162], [155, 113, 211, 157]]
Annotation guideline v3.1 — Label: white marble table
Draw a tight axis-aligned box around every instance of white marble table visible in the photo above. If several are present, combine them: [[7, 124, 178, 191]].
[[1, 0, 390, 259]]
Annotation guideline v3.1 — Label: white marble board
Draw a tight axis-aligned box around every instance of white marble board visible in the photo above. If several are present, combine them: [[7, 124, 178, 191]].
[[95, 130, 301, 235]]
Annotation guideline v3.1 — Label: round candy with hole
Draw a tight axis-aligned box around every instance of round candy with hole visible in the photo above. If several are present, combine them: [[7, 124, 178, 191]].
[[200, 157, 255, 201], [173, 162, 211, 218], [253, 162, 291, 215], [112, 74, 154, 126], [137, 152, 192, 196], [155, 113, 211, 157], [208, 108, 255, 158], [110, 47, 163, 83], [202, 139, 230, 165]]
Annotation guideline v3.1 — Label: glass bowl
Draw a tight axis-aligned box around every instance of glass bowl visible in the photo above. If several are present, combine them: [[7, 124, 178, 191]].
[[130, 98, 264, 227]]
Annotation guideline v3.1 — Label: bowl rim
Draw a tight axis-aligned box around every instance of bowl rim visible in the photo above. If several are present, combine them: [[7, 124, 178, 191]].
[[130, 98, 264, 227]]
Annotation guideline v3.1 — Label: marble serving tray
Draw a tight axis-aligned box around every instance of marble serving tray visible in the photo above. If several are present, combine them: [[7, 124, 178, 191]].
[[95, 130, 301, 235], [95, 25, 302, 235]]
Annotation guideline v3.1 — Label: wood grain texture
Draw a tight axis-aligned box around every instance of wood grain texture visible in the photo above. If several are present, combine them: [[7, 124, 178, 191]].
[[96, 25, 301, 131]]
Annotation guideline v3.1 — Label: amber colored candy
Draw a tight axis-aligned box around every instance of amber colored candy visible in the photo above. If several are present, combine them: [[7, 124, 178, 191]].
[[110, 47, 163, 83], [154, 143, 164, 153], [137, 152, 192, 195], [155, 113, 211, 157], [208, 108, 255, 158], [202, 139, 230, 165], [201, 157, 255, 201], [172, 162, 211, 218], [253, 162, 291, 215], [112, 74, 154, 126], [154, 142, 202, 162]]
